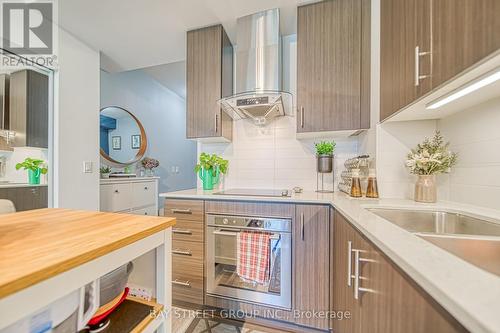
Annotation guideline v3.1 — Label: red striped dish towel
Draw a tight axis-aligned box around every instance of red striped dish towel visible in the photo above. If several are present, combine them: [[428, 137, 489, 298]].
[[236, 231, 271, 284]]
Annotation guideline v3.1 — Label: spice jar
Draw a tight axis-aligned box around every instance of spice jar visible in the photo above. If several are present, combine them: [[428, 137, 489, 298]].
[[366, 169, 379, 198], [350, 169, 362, 198]]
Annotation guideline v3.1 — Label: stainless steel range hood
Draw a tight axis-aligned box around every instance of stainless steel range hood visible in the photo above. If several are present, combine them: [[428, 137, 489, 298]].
[[218, 9, 293, 126]]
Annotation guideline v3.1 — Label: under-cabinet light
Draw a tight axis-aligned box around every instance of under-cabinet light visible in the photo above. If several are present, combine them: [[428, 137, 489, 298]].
[[0, 130, 15, 144], [426, 68, 500, 110]]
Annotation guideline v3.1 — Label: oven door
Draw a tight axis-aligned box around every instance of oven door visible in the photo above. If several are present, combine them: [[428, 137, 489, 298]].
[[205, 225, 292, 309]]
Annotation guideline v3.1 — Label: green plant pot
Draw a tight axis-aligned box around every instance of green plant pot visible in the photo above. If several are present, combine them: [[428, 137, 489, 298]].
[[28, 168, 41, 185], [199, 167, 220, 190]]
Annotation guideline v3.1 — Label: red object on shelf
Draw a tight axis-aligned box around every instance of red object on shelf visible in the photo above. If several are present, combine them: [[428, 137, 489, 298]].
[[87, 287, 129, 326]]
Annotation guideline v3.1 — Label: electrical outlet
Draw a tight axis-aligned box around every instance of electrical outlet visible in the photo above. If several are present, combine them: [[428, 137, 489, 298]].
[[83, 161, 93, 173], [127, 283, 153, 301]]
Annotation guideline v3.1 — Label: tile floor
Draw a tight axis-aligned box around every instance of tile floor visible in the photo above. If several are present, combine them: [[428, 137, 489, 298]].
[[172, 307, 284, 333]]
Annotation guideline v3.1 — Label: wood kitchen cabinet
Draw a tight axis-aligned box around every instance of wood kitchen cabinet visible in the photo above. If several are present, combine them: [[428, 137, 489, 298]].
[[294, 204, 331, 330], [186, 25, 233, 141], [0, 186, 48, 212], [380, 0, 432, 121], [296, 0, 370, 134], [431, 0, 500, 88], [380, 0, 500, 122], [164, 199, 205, 307], [9, 70, 49, 148], [333, 211, 467, 333], [0, 74, 9, 130]]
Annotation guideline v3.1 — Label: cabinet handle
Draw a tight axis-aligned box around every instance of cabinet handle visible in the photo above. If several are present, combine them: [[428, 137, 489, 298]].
[[114, 190, 119, 193], [347, 241, 353, 287], [215, 113, 218, 133], [172, 279, 191, 287], [171, 208, 192, 214], [300, 106, 304, 128], [173, 249, 192, 256], [415, 46, 431, 86], [353, 249, 375, 300], [172, 228, 193, 235], [144, 186, 148, 190], [300, 213, 305, 241]]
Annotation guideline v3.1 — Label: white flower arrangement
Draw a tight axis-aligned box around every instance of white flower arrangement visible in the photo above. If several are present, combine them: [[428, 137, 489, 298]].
[[406, 131, 458, 176]]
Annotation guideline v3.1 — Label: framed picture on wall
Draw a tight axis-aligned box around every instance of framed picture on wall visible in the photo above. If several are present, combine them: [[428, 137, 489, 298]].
[[131, 134, 141, 149], [112, 136, 121, 150]]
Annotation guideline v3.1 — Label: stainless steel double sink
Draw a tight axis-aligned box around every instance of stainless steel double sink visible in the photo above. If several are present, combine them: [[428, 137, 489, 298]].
[[368, 208, 500, 277]]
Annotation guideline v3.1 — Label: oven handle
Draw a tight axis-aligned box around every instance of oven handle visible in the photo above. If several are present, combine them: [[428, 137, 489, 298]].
[[212, 229, 280, 240]]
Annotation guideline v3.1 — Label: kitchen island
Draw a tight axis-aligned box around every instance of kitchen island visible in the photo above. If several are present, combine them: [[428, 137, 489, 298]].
[[161, 189, 500, 333], [0, 208, 175, 332]]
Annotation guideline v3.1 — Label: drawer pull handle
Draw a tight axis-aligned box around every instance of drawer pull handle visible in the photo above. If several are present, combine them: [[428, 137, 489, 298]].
[[172, 228, 193, 235], [114, 190, 119, 193], [172, 279, 191, 287], [171, 208, 192, 214], [173, 249, 192, 256]]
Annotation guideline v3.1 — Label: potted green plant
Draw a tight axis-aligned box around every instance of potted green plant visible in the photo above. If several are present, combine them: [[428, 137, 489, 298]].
[[406, 131, 457, 203], [100, 166, 112, 179], [15, 158, 48, 185], [315, 141, 336, 173], [194, 153, 228, 190]]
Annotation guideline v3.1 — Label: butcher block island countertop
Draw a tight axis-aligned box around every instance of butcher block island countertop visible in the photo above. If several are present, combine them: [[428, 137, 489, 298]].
[[0, 208, 176, 299]]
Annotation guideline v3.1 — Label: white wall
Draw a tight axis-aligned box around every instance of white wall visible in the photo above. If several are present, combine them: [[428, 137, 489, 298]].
[[100, 70, 197, 193], [437, 97, 500, 210], [54, 29, 100, 210], [198, 34, 359, 191]]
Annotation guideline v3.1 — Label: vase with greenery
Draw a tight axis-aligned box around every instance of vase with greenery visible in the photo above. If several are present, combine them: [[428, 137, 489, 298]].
[[15, 158, 48, 185], [194, 153, 228, 190], [406, 131, 458, 203], [100, 166, 111, 179], [315, 141, 336, 173]]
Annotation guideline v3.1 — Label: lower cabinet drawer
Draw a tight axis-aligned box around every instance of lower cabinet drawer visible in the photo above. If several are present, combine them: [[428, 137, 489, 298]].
[[172, 219, 204, 243], [172, 239, 203, 260], [172, 241, 204, 305], [130, 205, 158, 216]]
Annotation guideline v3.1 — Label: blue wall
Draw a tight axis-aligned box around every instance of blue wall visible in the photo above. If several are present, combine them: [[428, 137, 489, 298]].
[[100, 69, 197, 193]]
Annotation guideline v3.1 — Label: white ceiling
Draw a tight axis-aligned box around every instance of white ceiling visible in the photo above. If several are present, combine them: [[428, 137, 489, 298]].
[[60, 0, 307, 72]]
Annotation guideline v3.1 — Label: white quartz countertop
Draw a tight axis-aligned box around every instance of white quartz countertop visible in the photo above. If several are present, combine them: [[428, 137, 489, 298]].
[[100, 176, 159, 184], [0, 183, 48, 188], [160, 188, 500, 333]]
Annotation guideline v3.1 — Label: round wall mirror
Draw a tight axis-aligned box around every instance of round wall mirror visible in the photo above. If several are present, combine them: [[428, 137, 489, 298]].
[[99, 106, 147, 166]]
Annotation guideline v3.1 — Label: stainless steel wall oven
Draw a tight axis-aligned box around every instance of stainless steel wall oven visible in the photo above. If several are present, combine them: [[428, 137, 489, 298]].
[[206, 213, 292, 309]]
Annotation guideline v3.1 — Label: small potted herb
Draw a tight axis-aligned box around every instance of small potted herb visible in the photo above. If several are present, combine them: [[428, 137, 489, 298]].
[[100, 166, 112, 179], [15, 158, 48, 185], [406, 131, 457, 203], [315, 141, 336, 173], [194, 153, 228, 190]]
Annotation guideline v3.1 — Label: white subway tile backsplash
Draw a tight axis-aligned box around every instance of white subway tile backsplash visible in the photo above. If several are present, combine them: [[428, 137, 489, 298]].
[[198, 117, 359, 191], [438, 97, 500, 210]]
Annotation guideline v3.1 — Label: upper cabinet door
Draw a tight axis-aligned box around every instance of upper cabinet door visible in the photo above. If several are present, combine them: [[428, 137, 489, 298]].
[[186, 25, 233, 141], [432, 0, 500, 88], [294, 204, 330, 330], [297, 0, 370, 134], [9, 69, 48, 148], [380, 0, 431, 122]]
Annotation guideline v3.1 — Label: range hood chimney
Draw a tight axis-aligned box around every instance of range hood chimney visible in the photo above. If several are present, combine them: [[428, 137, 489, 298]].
[[218, 8, 293, 126]]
